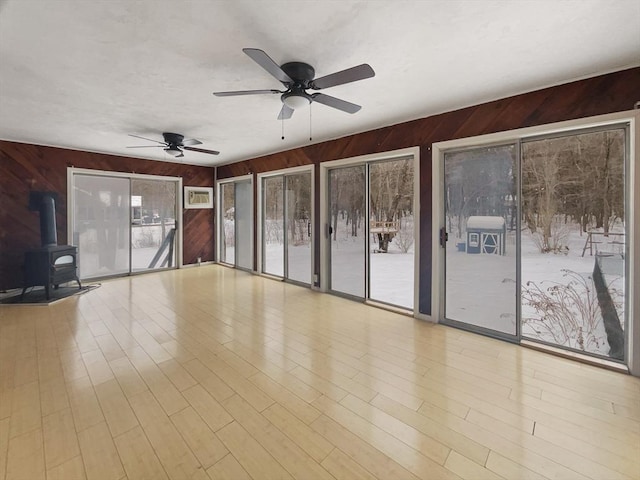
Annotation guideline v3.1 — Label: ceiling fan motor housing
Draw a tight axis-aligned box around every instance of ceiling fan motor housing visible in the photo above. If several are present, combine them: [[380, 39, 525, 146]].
[[281, 62, 315, 85], [163, 132, 185, 145]]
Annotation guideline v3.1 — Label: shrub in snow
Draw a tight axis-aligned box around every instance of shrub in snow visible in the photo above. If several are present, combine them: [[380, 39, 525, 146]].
[[264, 219, 284, 244], [529, 219, 571, 254], [522, 269, 605, 352], [224, 219, 235, 245], [393, 218, 414, 253], [134, 228, 159, 248]]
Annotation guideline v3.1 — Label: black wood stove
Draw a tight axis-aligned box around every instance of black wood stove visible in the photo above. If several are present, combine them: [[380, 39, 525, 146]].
[[22, 192, 81, 299]]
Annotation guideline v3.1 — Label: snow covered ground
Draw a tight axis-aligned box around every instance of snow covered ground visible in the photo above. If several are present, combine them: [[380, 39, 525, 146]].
[[446, 222, 625, 358], [257, 233, 415, 309], [328, 234, 414, 308], [262, 242, 312, 284], [446, 242, 517, 334]]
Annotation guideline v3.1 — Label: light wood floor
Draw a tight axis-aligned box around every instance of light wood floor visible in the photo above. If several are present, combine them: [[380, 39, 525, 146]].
[[1, 265, 639, 480]]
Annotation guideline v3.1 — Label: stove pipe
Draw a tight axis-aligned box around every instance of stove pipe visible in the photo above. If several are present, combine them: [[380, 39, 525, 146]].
[[29, 191, 58, 247]]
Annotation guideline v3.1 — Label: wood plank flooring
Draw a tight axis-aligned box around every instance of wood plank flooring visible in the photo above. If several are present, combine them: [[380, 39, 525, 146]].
[[0, 265, 638, 480]]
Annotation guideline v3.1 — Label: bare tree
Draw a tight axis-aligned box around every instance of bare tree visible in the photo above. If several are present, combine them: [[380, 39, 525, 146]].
[[370, 159, 413, 251], [522, 142, 564, 252], [522, 128, 625, 253]]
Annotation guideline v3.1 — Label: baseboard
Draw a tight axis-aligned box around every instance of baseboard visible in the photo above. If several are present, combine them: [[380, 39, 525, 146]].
[[181, 261, 216, 268]]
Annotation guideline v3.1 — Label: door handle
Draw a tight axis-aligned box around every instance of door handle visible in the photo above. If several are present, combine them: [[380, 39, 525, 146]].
[[308, 222, 311, 237], [439, 227, 448, 248]]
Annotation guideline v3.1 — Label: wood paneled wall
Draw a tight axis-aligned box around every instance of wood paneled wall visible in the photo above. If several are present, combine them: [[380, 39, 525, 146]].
[[0, 142, 214, 291], [217, 67, 640, 315]]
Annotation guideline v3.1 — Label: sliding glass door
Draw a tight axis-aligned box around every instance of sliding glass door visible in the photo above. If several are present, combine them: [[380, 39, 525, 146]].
[[329, 165, 366, 298], [71, 172, 179, 280], [235, 180, 253, 271], [262, 171, 312, 284], [369, 159, 415, 308], [520, 127, 627, 360], [73, 174, 131, 279], [218, 177, 253, 271], [220, 182, 235, 265], [440, 124, 629, 362], [286, 173, 312, 284], [327, 156, 415, 309], [442, 144, 518, 337], [263, 176, 284, 276], [131, 179, 178, 272]]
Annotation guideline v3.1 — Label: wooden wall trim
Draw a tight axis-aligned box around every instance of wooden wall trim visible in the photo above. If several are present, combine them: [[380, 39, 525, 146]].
[[218, 68, 640, 179]]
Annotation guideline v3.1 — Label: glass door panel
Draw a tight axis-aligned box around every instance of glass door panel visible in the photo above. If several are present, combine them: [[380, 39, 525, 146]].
[[521, 128, 626, 360], [220, 183, 235, 265], [286, 173, 312, 284], [131, 179, 177, 272], [235, 180, 253, 271], [73, 174, 131, 279], [329, 165, 366, 298], [369, 158, 414, 308], [443, 145, 517, 336], [263, 176, 284, 276]]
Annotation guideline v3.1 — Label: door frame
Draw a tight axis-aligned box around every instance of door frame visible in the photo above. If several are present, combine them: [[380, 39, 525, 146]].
[[319, 146, 421, 315], [432, 109, 639, 375], [256, 165, 314, 285], [67, 167, 183, 277]]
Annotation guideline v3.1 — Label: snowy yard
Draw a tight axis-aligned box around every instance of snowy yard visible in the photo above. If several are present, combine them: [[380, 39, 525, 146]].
[[446, 223, 625, 358]]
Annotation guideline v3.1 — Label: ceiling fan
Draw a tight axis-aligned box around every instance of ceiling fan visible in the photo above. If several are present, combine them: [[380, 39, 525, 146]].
[[213, 48, 375, 119], [127, 132, 220, 158]]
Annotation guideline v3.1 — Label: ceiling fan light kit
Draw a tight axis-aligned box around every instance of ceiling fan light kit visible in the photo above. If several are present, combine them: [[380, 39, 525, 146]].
[[213, 48, 375, 120], [127, 132, 220, 159], [164, 147, 184, 157], [282, 91, 311, 110]]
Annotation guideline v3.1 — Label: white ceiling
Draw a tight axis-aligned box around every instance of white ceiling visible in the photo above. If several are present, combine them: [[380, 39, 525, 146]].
[[1, 0, 638, 167]]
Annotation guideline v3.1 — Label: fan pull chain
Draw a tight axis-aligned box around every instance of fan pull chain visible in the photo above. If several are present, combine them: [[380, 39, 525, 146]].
[[282, 115, 285, 140], [309, 102, 312, 141]]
